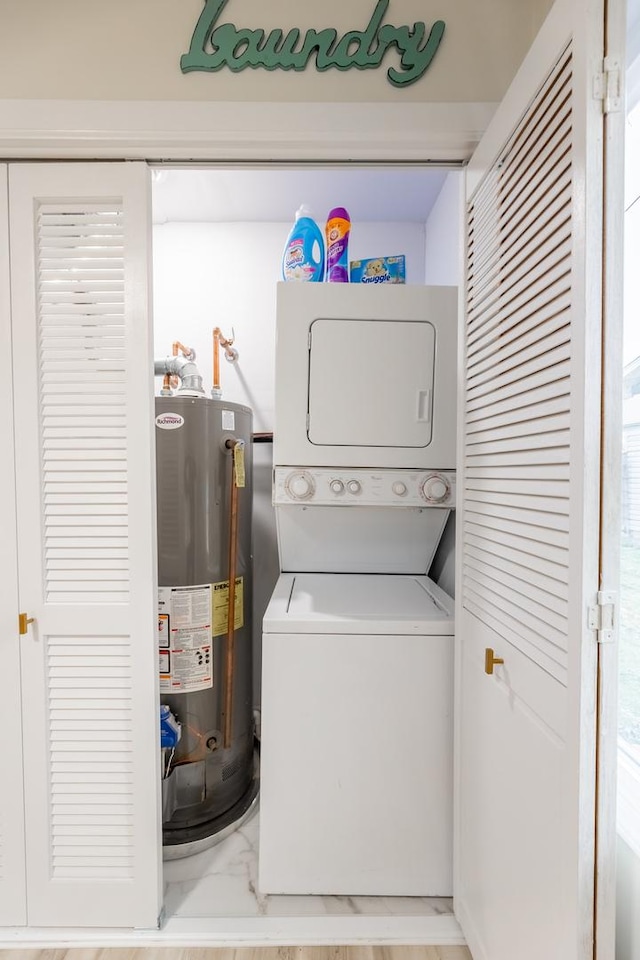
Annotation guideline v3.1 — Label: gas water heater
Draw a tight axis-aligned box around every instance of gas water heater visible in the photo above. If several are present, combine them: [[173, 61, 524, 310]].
[[155, 392, 257, 855]]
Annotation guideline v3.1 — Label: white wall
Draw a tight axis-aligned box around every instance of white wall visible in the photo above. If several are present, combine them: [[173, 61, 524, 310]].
[[0, 0, 552, 105], [424, 171, 462, 287]]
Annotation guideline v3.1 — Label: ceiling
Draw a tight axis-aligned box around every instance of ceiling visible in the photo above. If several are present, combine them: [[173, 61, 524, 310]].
[[151, 166, 450, 225]]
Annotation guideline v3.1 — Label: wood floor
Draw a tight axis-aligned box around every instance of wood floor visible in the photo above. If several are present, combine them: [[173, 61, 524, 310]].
[[0, 949, 472, 960]]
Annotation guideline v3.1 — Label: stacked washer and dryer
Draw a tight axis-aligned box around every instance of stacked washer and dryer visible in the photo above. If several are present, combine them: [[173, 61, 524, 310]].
[[259, 282, 458, 896]]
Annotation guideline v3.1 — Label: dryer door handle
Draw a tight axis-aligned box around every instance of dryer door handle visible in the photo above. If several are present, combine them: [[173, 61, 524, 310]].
[[416, 389, 432, 423]]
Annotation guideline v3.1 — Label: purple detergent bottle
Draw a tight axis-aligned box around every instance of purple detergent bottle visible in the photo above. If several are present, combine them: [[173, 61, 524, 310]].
[[325, 207, 351, 282]]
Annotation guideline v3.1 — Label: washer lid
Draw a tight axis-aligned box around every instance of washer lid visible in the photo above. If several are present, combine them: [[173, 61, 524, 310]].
[[263, 573, 454, 635]]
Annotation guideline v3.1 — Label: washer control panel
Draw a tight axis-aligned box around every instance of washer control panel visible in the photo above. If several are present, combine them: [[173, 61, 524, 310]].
[[274, 467, 456, 507]]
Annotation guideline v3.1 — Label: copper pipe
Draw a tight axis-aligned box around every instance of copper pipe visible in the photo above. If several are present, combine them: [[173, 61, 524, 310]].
[[162, 373, 172, 393], [172, 340, 193, 358], [223, 439, 241, 749], [213, 328, 221, 393], [212, 327, 236, 394]]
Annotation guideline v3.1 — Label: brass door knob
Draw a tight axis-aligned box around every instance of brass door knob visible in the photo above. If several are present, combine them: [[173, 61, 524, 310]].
[[485, 647, 504, 675], [18, 613, 35, 635]]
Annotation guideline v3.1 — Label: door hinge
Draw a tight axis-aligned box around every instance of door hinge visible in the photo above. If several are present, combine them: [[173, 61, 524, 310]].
[[593, 57, 622, 114], [588, 591, 616, 643]]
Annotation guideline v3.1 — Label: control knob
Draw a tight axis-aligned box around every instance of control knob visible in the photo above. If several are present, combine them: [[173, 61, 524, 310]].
[[392, 481, 408, 497], [330, 479, 345, 495], [421, 473, 451, 504], [347, 480, 362, 495], [285, 471, 315, 501]]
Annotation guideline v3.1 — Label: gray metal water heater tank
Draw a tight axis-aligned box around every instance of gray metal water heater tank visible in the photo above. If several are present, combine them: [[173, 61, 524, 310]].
[[155, 395, 256, 853]]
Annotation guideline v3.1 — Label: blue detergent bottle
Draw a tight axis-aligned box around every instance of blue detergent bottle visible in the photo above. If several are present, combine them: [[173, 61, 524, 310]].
[[282, 205, 325, 282]]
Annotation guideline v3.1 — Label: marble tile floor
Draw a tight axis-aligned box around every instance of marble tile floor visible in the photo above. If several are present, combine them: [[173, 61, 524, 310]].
[[163, 807, 454, 921]]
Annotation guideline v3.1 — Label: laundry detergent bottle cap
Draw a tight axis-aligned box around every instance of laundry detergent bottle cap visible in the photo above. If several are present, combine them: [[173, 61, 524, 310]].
[[282, 205, 325, 282], [325, 206, 351, 283]]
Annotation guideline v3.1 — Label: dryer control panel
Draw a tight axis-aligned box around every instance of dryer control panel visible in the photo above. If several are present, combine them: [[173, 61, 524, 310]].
[[274, 467, 456, 507]]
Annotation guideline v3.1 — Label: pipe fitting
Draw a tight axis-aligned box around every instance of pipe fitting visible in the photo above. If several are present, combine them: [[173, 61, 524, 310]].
[[154, 356, 205, 396]]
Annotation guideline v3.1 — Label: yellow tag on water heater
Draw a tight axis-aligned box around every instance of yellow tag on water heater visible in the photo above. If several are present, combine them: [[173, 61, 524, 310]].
[[212, 577, 244, 636], [233, 442, 246, 488]]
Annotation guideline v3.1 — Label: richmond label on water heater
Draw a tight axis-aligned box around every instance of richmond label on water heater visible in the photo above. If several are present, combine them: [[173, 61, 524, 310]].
[[155, 412, 185, 430]]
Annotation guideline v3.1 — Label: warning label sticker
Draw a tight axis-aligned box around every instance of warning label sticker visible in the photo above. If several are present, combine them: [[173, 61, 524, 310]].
[[158, 584, 213, 694], [233, 443, 246, 488], [212, 577, 244, 637], [159, 649, 170, 675]]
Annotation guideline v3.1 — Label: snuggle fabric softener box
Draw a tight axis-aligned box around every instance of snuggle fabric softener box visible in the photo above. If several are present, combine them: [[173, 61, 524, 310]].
[[350, 255, 406, 284]]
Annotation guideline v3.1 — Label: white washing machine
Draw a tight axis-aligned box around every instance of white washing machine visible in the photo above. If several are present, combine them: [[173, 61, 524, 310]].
[[260, 571, 454, 896], [259, 284, 457, 896]]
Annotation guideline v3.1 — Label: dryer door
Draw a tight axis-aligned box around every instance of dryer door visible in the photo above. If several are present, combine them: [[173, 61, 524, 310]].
[[308, 317, 435, 448], [273, 283, 457, 470]]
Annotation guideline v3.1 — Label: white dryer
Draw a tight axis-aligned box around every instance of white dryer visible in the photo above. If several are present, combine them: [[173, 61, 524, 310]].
[[274, 282, 458, 470], [259, 283, 457, 896]]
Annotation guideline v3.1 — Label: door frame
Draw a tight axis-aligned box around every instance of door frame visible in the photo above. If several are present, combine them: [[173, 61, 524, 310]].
[[0, 164, 27, 927], [0, 0, 626, 950], [596, 0, 627, 955], [0, 100, 495, 162]]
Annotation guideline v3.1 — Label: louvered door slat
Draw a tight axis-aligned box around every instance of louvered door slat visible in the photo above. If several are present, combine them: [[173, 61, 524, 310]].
[[468, 118, 570, 281], [463, 564, 568, 638], [468, 257, 571, 338], [467, 346, 571, 407], [465, 382, 571, 429], [466, 498, 570, 534], [494, 161, 571, 260], [463, 44, 574, 687], [496, 54, 571, 186], [468, 229, 571, 327], [465, 474, 570, 496], [467, 411, 570, 444], [464, 527, 569, 582], [465, 361, 571, 416], [467, 294, 570, 372], [466, 486, 570, 514], [467, 270, 570, 351], [469, 139, 571, 285], [496, 101, 571, 232], [10, 162, 160, 927], [468, 191, 571, 310], [467, 323, 570, 389], [467, 430, 570, 458], [464, 541, 568, 604]]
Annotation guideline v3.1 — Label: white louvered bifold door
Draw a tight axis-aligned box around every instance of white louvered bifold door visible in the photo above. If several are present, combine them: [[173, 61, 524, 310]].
[[9, 163, 162, 928], [455, 1, 606, 958], [0, 165, 27, 926]]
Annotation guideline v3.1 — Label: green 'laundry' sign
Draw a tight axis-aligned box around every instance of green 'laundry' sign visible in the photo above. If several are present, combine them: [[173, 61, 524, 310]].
[[181, 0, 446, 88]]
